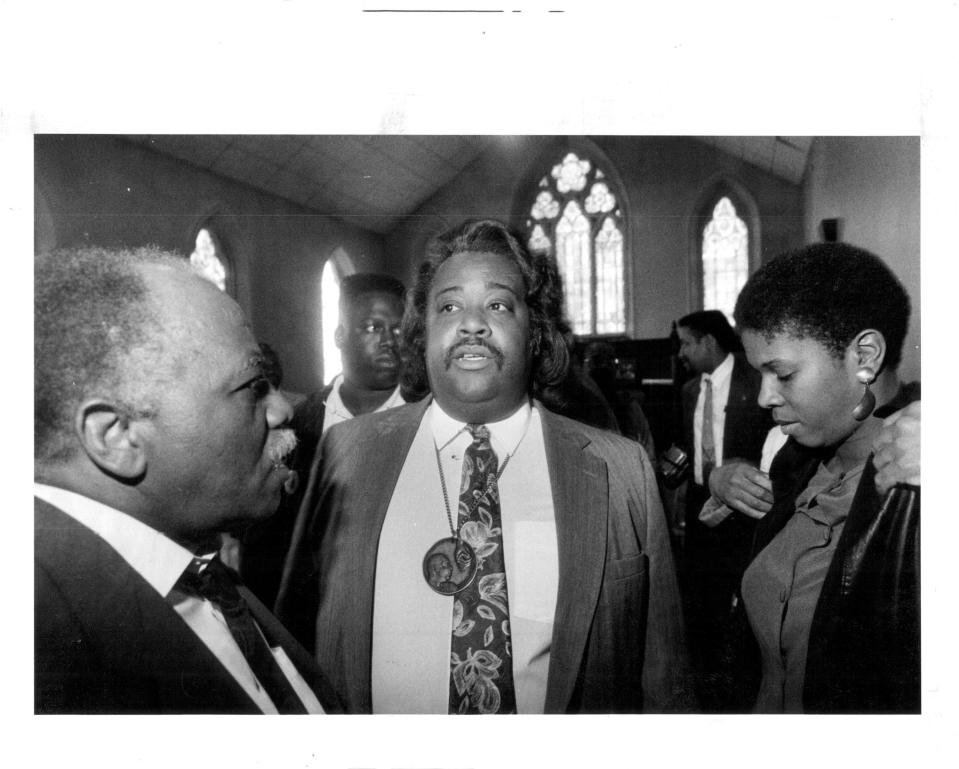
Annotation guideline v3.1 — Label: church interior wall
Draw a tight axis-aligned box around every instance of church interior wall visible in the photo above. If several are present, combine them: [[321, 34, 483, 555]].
[[385, 136, 806, 341], [803, 136, 920, 383], [34, 134, 918, 391], [34, 135, 386, 393]]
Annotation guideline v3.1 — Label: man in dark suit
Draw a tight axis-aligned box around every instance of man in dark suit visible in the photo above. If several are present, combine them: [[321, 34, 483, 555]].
[[277, 220, 694, 713], [240, 273, 405, 607], [676, 309, 773, 710], [34, 246, 340, 714]]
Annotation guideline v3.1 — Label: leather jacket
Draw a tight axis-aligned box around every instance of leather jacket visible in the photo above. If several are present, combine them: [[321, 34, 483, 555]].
[[721, 383, 920, 713]]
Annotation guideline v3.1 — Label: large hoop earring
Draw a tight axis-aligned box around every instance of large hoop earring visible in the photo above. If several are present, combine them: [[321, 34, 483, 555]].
[[851, 367, 876, 421]]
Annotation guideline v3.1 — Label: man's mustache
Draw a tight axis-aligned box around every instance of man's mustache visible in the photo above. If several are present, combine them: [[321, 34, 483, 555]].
[[444, 338, 505, 368], [268, 429, 298, 468]]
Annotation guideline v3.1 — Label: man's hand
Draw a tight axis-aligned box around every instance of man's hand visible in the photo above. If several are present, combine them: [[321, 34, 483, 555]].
[[873, 400, 920, 495], [707, 459, 773, 519]]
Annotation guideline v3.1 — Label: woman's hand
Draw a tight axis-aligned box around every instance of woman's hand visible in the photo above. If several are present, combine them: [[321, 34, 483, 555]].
[[707, 459, 774, 519], [873, 400, 920, 495]]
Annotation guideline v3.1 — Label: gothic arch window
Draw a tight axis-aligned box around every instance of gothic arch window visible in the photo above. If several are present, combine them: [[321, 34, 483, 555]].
[[190, 226, 230, 293], [689, 179, 760, 324], [700, 196, 749, 324], [525, 150, 626, 335], [320, 247, 355, 384]]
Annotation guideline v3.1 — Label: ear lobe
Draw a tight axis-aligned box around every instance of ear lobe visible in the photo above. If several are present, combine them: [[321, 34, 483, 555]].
[[75, 400, 147, 480], [853, 329, 887, 374]]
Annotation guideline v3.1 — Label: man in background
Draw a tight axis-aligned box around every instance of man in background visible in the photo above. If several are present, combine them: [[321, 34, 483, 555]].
[[583, 340, 656, 461], [240, 273, 406, 608], [35, 246, 339, 713], [676, 309, 772, 710]]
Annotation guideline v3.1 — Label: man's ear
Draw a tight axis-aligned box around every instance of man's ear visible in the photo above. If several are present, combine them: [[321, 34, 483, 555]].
[[334, 324, 345, 350], [704, 333, 720, 357], [74, 400, 147, 480], [852, 329, 887, 375]]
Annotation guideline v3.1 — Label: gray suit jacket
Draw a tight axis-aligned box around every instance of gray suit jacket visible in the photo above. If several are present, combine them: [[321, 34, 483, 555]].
[[277, 399, 694, 713]]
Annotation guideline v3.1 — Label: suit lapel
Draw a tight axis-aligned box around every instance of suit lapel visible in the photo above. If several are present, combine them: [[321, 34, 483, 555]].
[[242, 584, 344, 712], [539, 409, 609, 713], [354, 399, 431, 544], [723, 354, 757, 455], [682, 377, 699, 454], [345, 399, 430, 711], [35, 499, 260, 713]]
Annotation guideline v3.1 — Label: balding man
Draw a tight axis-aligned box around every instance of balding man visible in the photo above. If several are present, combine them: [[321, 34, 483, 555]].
[[34, 246, 341, 714]]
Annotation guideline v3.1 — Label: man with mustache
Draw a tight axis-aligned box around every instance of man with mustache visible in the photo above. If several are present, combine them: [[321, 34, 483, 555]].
[[277, 219, 693, 713], [34, 246, 341, 713], [241, 273, 405, 610]]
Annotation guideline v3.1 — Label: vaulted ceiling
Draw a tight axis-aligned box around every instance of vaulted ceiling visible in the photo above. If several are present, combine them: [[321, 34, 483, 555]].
[[124, 135, 813, 235]]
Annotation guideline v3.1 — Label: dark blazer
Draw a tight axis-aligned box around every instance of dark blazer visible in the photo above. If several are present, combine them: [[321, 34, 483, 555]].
[[681, 353, 772, 524], [35, 498, 342, 714], [681, 353, 771, 475], [745, 384, 921, 713], [276, 399, 695, 714]]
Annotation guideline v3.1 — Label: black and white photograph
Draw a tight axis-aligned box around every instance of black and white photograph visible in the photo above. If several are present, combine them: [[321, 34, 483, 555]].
[[6, 2, 956, 768]]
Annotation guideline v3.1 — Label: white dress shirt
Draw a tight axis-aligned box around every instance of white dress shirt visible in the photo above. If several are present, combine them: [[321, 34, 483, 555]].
[[693, 352, 734, 484], [370, 400, 558, 713], [33, 482, 323, 714], [321, 373, 405, 434]]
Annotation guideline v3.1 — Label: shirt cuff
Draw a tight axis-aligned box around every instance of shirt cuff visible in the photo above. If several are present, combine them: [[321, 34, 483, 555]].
[[698, 496, 734, 528]]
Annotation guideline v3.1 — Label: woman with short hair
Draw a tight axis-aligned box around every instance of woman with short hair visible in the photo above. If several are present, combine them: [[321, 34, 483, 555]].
[[731, 242, 919, 713]]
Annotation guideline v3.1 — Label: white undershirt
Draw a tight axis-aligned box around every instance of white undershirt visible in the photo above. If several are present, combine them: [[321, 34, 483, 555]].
[[33, 482, 323, 714], [693, 352, 734, 484], [320, 373, 405, 434], [370, 400, 558, 713]]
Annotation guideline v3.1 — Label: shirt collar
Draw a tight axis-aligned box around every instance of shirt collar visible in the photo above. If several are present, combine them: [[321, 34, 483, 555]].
[[704, 352, 734, 386], [326, 373, 405, 418], [33, 482, 196, 597], [324, 374, 351, 420], [429, 398, 532, 460], [834, 414, 883, 472]]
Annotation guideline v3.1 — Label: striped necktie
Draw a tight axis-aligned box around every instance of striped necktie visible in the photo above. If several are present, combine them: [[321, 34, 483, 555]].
[[701, 375, 716, 484]]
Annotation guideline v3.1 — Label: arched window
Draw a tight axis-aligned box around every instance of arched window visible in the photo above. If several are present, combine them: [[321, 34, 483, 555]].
[[321, 259, 342, 384], [320, 247, 355, 385], [701, 196, 748, 323], [525, 151, 626, 335], [190, 227, 228, 292]]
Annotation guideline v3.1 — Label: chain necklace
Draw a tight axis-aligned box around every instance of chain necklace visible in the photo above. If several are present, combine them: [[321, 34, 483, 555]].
[[422, 432, 512, 596], [434, 444, 512, 538]]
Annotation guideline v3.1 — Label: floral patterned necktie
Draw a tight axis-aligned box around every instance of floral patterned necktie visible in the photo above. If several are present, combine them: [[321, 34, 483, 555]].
[[448, 424, 517, 714]]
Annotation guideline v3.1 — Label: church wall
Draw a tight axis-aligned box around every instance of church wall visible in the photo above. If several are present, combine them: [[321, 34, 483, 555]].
[[385, 136, 806, 340], [34, 135, 386, 393], [36, 135, 919, 393], [803, 136, 921, 384]]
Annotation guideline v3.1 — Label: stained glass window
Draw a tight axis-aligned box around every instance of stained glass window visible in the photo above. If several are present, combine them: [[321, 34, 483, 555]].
[[556, 201, 592, 333], [190, 228, 227, 292], [526, 151, 626, 335], [702, 197, 748, 324], [595, 217, 624, 334]]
